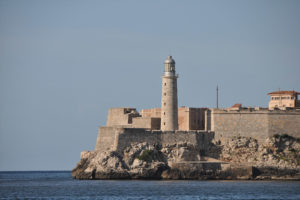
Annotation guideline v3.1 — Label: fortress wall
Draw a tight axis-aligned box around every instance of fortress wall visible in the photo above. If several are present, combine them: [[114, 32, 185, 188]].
[[132, 117, 160, 130], [96, 109, 300, 153], [95, 127, 125, 151], [106, 108, 139, 126], [116, 129, 162, 152], [210, 109, 300, 142], [211, 110, 269, 142], [151, 118, 161, 130], [268, 111, 300, 138], [95, 127, 214, 153], [161, 131, 213, 150], [161, 131, 198, 146], [117, 130, 213, 152], [189, 108, 206, 130], [178, 107, 206, 130], [178, 107, 189, 130]]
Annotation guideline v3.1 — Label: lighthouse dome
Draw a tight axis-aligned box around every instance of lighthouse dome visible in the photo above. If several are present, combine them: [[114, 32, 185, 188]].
[[164, 56, 175, 64]]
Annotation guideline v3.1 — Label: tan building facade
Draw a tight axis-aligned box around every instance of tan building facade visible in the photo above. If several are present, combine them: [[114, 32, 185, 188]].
[[268, 90, 300, 110], [178, 107, 206, 130], [141, 107, 206, 131], [106, 108, 160, 130]]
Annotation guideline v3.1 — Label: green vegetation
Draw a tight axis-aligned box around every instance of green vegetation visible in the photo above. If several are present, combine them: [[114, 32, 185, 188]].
[[138, 150, 153, 162]]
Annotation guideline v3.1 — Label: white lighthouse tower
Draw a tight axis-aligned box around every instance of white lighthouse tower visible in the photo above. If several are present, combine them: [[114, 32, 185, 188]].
[[161, 56, 178, 131]]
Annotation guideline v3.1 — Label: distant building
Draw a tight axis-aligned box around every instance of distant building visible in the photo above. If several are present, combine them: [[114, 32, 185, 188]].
[[228, 103, 243, 111], [268, 90, 300, 110]]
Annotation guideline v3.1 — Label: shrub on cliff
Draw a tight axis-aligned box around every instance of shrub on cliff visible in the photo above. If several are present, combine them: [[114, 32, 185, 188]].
[[138, 150, 154, 162]]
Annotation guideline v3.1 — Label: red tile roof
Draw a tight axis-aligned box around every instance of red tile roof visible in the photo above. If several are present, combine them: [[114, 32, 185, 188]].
[[231, 103, 242, 108], [268, 90, 300, 95]]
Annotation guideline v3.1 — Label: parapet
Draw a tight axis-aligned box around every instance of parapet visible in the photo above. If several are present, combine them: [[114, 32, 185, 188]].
[[106, 107, 161, 130], [106, 108, 140, 126], [95, 126, 214, 153]]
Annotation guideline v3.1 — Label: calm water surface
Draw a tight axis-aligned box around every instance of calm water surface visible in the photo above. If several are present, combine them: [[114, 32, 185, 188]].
[[0, 171, 300, 199]]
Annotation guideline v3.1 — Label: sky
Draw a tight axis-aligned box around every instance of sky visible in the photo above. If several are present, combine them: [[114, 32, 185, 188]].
[[0, 0, 299, 171]]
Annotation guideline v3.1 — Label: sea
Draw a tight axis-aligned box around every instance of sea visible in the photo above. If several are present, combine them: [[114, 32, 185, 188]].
[[0, 171, 300, 200]]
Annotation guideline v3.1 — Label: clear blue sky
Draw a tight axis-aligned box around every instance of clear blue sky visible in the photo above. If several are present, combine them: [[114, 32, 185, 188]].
[[0, 0, 299, 170]]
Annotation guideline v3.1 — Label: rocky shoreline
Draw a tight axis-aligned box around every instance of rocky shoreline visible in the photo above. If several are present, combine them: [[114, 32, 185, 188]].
[[72, 135, 300, 180]]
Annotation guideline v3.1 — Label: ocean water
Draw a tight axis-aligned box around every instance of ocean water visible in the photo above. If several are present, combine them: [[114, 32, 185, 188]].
[[0, 171, 300, 200]]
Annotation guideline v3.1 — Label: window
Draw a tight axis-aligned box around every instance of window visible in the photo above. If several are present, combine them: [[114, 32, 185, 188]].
[[164, 83, 166, 86], [164, 112, 165, 115], [164, 122, 166, 125], [164, 102, 166, 106], [164, 93, 166, 96]]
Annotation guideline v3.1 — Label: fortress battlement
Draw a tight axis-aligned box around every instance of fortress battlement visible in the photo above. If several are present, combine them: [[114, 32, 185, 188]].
[[95, 126, 214, 153], [94, 106, 300, 152], [93, 55, 299, 152]]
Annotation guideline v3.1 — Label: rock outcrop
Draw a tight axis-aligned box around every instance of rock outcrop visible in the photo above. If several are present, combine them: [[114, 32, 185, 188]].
[[217, 134, 300, 169], [73, 143, 169, 179], [73, 135, 300, 180]]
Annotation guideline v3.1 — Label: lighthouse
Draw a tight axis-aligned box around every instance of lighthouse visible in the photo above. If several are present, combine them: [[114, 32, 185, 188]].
[[161, 56, 178, 131]]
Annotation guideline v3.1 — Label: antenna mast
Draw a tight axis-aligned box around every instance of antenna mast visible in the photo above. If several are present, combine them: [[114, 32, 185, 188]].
[[216, 85, 219, 109]]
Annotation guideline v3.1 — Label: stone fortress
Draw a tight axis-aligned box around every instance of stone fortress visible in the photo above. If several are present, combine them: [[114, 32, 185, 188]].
[[73, 56, 300, 180], [95, 56, 300, 153]]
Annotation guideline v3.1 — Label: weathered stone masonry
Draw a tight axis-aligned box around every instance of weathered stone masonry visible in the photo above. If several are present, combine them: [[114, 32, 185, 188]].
[[95, 126, 214, 153], [210, 109, 300, 142]]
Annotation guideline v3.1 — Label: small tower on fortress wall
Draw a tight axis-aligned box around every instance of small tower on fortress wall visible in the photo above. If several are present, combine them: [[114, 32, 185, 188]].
[[161, 56, 178, 131]]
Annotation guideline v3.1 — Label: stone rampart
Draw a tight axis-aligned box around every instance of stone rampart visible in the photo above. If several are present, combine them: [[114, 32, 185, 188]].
[[268, 110, 300, 138], [95, 127, 124, 151], [210, 109, 300, 142], [95, 127, 214, 153]]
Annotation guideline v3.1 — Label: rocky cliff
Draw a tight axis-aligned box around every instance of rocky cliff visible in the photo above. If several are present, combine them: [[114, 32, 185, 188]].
[[73, 134, 300, 180]]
